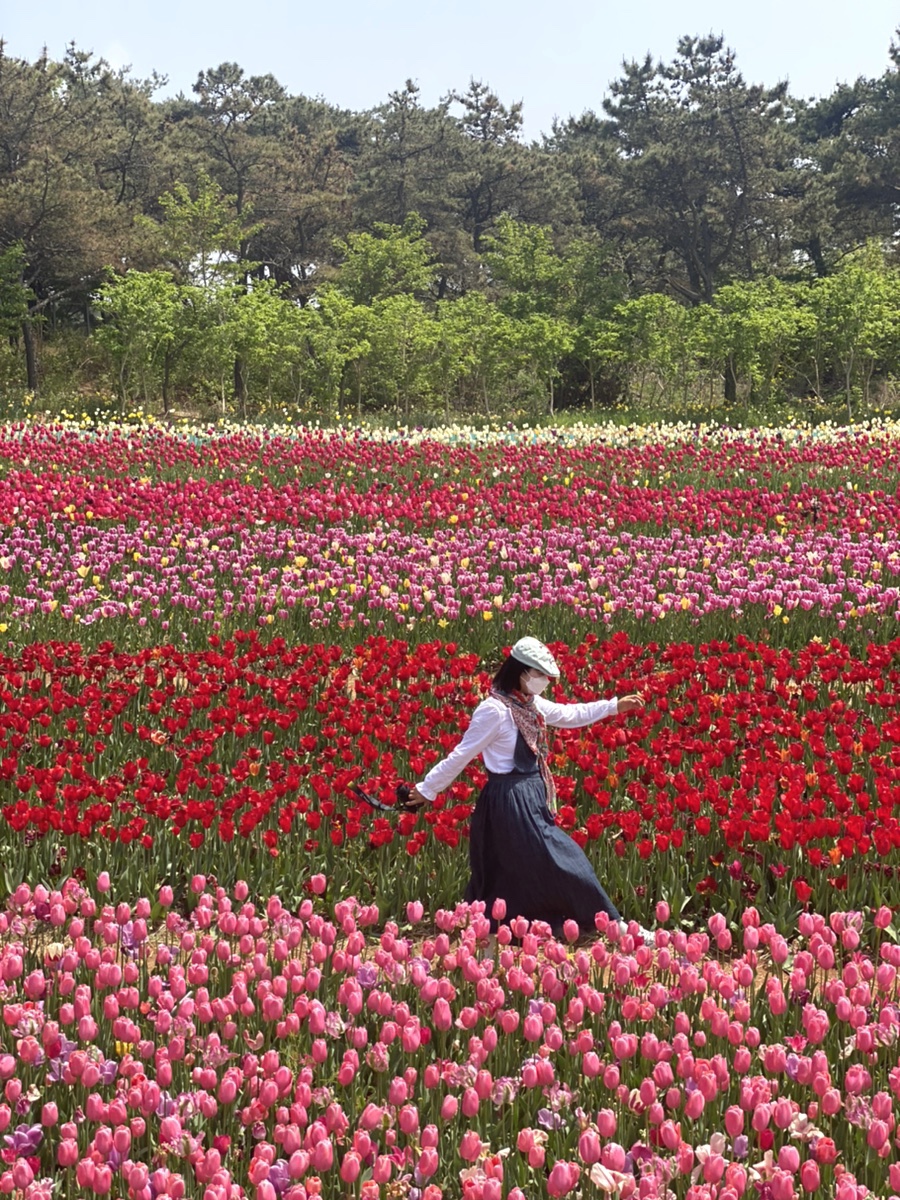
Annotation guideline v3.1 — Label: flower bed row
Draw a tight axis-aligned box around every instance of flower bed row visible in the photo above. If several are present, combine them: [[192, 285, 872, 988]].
[[1, 632, 899, 924], [1, 876, 899, 1199], [1, 520, 899, 644], [0, 419, 898, 535], [0, 470, 893, 536]]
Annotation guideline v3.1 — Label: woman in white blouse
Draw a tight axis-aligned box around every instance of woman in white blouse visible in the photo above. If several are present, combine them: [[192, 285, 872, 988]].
[[407, 636, 647, 940]]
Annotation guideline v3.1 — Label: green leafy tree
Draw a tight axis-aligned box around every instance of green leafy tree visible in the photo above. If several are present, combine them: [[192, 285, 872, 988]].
[[511, 313, 576, 415], [0, 44, 133, 388], [439, 293, 522, 417], [153, 171, 251, 287], [365, 295, 436, 420], [95, 270, 184, 410], [333, 214, 435, 305], [807, 245, 900, 417], [354, 81, 453, 229], [0, 243, 31, 336], [693, 278, 805, 405], [791, 81, 873, 275], [572, 315, 623, 408], [602, 36, 798, 302], [183, 62, 287, 227], [244, 121, 354, 299], [430, 299, 482, 422], [446, 79, 579, 250], [805, 32, 900, 255], [220, 280, 304, 412], [298, 288, 372, 417], [612, 293, 695, 406], [482, 215, 567, 317]]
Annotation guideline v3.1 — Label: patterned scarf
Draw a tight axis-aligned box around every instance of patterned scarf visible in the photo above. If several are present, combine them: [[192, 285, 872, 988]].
[[490, 686, 557, 813]]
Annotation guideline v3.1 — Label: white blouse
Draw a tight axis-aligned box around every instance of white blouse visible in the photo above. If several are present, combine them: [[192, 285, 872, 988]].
[[417, 693, 619, 801]]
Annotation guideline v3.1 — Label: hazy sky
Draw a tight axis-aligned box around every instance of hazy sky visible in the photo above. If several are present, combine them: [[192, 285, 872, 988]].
[[2, 0, 897, 139]]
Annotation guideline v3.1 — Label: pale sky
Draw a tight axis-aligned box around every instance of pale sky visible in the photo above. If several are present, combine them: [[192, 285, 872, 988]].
[[2, 0, 897, 139]]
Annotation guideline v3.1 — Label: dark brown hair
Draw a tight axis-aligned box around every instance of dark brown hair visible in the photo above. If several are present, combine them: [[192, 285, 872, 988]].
[[492, 653, 530, 694]]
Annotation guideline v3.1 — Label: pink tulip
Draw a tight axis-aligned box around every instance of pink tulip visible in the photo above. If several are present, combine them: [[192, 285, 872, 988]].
[[578, 1129, 601, 1164], [57, 1139, 79, 1168], [546, 1161, 579, 1196], [289, 1150, 310, 1179], [725, 1105, 744, 1137], [774, 1098, 794, 1129], [867, 1119, 889, 1150], [596, 1109, 616, 1138], [660, 1120, 681, 1151], [433, 998, 452, 1031], [359, 1103, 385, 1131], [97, 872, 111, 893], [814, 1138, 837, 1165], [684, 1090, 705, 1119], [800, 1161, 820, 1192], [418, 1147, 439, 1179], [399, 1104, 419, 1135], [582, 1051, 600, 1077], [340, 1152, 361, 1183], [248, 1159, 271, 1186], [459, 1130, 482, 1162], [874, 905, 892, 928], [310, 1138, 333, 1172], [523, 1013, 543, 1042], [601, 1143, 626, 1172], [703, 1155, 726, 1184], [778, 1145, 800, 1173]]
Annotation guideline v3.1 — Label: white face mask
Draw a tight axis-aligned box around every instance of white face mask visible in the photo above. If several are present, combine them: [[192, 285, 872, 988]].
[[523, 673, 550, 695]]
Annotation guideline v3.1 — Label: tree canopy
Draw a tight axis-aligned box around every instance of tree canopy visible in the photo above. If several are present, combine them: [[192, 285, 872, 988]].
[[1, 30, 899, 417]]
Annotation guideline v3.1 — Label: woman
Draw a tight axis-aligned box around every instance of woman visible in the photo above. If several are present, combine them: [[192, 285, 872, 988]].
[[408, 636, 650, 941]]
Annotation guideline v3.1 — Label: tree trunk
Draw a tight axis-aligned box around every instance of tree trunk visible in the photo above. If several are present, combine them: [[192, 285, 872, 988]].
[[162, 353, 171, 417], [234, 356, 248, 421], [863, 362, 875, 410], [845, 362, 853, 422], [724, 358, 738, 404], [118, 362, 129, 416], [807, 236, 828, 279], [22, 318, 38, 393]]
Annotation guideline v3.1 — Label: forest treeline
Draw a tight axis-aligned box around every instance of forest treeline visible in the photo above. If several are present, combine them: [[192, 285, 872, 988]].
[[1, 31, 900, 419]]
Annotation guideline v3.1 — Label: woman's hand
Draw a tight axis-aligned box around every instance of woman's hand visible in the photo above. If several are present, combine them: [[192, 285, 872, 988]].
[[617, 694, 645, 715], [404, 785, 429, 810]]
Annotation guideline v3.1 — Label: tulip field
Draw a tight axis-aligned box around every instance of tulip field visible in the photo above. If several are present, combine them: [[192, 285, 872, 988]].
[[4, 415, 900, 1200]]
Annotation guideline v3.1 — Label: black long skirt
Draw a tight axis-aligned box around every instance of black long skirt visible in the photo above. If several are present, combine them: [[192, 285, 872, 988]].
[[464, 732, 621, 935]]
